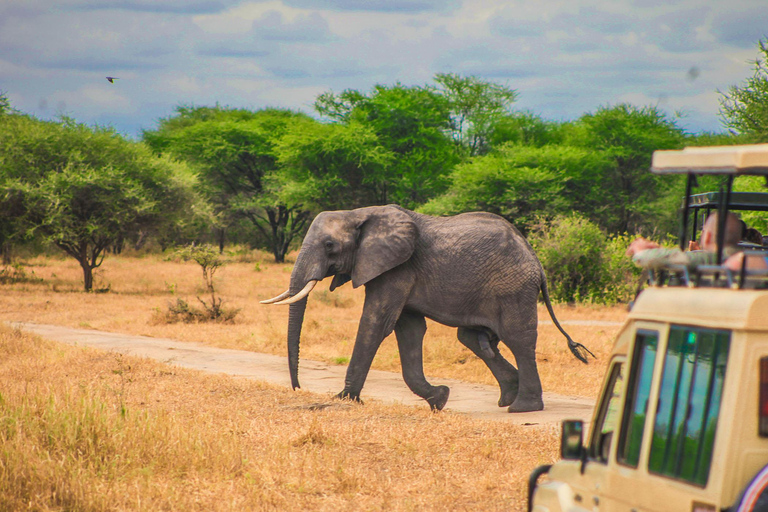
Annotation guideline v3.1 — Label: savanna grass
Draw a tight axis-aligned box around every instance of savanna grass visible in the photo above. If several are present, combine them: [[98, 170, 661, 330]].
[[0, 324, 558, 511]]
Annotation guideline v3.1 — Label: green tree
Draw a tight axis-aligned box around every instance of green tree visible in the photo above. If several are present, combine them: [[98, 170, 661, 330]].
[[315, 83, 461, 208], [433, 73, 518, 156], [420, 143, 612, 232], [0, 114, 202, 291], [144, 106, 311, 262], [487, 111, 564, 148], [719, 38, 768, 141], [563, 104, 686, 235], [272, 119, 394, 211]]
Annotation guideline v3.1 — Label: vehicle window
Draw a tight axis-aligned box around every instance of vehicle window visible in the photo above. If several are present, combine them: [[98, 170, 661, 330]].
[[648, 326, 730, 486], [617, 330, 659, 467], [589, 362, 625, 463]]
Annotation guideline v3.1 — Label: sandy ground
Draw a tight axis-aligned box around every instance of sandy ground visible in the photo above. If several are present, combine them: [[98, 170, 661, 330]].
[[10, 321, 599, 426]]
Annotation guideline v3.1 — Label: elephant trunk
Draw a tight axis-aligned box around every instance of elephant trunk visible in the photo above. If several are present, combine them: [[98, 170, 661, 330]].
[[287, 297, 307, 390], [285, 250, 317, 390]]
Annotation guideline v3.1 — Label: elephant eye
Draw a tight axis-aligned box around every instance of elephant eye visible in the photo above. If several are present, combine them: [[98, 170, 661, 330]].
[[324, 240, 335, 253]]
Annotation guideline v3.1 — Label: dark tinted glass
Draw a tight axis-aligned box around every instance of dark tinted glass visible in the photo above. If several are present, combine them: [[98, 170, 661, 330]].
[[648, 326, 730, 486]]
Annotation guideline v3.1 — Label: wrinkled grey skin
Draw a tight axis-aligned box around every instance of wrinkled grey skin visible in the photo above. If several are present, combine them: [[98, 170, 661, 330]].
[[279, 205, 593, 413]]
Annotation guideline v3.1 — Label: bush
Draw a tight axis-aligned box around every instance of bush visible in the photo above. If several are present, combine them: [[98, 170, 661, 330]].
[[0, 263, 41, 285], [156, 244, 240, 323], [529, 214, 641, 304]]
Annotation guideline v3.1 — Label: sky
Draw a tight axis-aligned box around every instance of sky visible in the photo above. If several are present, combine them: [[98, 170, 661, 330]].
[[1, 0, 766, 139]]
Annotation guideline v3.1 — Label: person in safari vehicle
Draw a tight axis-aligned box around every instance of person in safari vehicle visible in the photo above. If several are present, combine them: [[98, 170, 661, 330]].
[[626, 211, 768, 271]]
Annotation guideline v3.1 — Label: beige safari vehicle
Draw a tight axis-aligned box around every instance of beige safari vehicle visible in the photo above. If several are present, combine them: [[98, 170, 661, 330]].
[[529, 144, 768, 512]]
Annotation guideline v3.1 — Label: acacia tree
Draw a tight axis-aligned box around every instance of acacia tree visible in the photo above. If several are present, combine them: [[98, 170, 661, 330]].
[[1, 114, 202, 291], [720, 38, 768, 141], [144, 106, 312, 262]]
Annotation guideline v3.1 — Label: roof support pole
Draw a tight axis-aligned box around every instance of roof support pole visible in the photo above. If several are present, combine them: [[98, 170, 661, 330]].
[[679, 173, 696, 251]]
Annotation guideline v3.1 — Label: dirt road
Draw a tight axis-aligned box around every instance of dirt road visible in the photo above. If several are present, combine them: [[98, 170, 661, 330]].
[[10, 321, 596, 426]]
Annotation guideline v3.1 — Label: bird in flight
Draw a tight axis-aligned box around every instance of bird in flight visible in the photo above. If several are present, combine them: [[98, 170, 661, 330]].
[[106, 77, 119, 83]]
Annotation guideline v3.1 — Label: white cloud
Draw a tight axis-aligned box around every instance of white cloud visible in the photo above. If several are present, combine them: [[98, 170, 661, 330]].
[[0, 0, 763, 137]]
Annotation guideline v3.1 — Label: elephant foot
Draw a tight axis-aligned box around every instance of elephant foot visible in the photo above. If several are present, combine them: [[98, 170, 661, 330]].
[[507, 396, 544, 413], [426, 385, 450, 411], [498, 386, 518, 408], [336, 390, 364, 405]]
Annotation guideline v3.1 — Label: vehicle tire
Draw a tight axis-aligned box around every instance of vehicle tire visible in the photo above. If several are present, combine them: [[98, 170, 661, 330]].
[[732, 465, 768, 511]]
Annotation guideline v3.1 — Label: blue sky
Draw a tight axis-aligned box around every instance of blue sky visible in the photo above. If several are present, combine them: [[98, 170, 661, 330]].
[[1, 0, 766, 138]]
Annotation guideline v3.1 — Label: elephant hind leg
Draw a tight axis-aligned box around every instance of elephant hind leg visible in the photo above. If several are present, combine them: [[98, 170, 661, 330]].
[[499, 327, 544, 413], [395, 311, 450, 411], [457, 327, 519, 407]]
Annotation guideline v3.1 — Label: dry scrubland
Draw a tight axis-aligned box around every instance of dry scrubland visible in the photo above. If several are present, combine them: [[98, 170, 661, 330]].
[[0, 251, 627, 511], [0, 324, 557, 511]]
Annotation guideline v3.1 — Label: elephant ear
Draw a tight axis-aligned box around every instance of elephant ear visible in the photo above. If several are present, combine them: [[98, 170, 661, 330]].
[[351, 206, 417, 288]]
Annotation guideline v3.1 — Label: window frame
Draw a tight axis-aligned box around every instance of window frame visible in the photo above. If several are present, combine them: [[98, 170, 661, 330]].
[[617, 329, 660, 469], [588, 360, 625, 464]]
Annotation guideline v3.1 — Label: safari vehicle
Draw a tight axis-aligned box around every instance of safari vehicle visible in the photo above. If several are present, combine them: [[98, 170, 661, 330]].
[[528, 144, 768, 512]]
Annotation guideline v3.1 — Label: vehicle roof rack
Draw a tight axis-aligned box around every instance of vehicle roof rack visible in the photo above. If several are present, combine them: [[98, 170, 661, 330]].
[[689, 191, 768, 211], [652, 144, 768, 175]]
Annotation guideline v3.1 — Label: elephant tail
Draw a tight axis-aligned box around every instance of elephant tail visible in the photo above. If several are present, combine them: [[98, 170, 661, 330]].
[[540, 269, 595, 364]]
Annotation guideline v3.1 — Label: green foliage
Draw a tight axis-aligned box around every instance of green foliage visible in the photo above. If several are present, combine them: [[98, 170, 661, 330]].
[[315, 82, 461, 208], [433, 73, 518, 156], [562, 103, 686, 235], [144, 106, 312, 262], [0, 93, 11, 115], [719, 38, 768, 141], [0, 113, 203, 290], [0, 263, 41, 285], [419, 143, 612, 232], [529, 214, 641, 304], [273, 120, 393, 210], [488, 111, 564, 148]]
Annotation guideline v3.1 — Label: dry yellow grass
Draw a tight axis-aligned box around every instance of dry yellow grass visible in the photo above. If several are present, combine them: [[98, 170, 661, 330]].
[[0, 251, 627, 400], [0, 323, 558, 511]]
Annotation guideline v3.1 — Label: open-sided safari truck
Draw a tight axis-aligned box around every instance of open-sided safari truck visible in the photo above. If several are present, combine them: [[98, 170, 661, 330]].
[[529, 144, 768, 512]]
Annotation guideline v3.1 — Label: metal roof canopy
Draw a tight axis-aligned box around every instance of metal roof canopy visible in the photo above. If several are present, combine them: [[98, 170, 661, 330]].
[[652, 144, 768, 175], [649, 144, 768, 261]]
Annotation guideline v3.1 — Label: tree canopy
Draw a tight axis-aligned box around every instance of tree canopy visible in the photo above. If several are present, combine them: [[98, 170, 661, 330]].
[[720, 38, 768, 142], [0, 112, 203, 290], [143, 106, 312, 262]]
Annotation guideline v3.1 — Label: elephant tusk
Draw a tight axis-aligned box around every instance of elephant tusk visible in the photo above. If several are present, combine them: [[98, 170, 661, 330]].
[[260, 289, 291, 304], [273, 280, 318, 305]]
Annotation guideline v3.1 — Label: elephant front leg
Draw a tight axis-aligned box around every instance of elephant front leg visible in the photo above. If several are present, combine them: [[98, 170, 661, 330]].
[[457, 327, 519, 407], [395, 311, 450, 411], [338, 292, 404, 403]]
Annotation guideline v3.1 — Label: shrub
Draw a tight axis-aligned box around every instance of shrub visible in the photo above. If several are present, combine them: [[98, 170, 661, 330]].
[[0, 263, 41, 285], [156, 244, 240, 323], [529, 214, 641, 304]]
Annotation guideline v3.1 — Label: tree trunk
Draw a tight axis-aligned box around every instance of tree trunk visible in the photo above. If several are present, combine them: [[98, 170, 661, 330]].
[[1, 241, 11, 265], [217, 228, 226, 254], [80, 262, 94, 292]]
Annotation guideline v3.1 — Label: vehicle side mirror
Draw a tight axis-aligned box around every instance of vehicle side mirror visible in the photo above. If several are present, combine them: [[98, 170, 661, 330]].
[[561, 420, 584, 460]]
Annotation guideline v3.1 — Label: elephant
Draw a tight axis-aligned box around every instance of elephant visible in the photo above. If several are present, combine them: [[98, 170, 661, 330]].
[[261, 205, 594, 413]]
